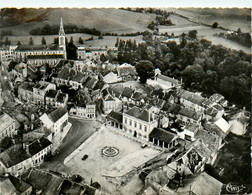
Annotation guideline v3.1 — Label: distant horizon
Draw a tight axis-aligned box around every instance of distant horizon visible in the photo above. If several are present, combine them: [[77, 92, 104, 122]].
[[0, 0, 251, 8]]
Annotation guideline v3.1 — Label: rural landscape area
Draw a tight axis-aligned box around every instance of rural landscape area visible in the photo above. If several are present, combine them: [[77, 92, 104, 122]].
[[0, 7, 251, 195]]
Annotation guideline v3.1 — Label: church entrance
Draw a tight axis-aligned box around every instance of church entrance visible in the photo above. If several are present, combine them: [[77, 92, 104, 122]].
[[133, 131, 137, 137]]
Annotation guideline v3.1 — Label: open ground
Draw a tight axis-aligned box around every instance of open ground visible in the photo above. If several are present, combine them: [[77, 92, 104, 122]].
[[65, 128, 160, 193]]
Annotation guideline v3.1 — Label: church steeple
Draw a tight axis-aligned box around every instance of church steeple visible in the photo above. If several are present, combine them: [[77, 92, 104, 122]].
[[59, 17, 65, 36], [58, 17, 66, 59]]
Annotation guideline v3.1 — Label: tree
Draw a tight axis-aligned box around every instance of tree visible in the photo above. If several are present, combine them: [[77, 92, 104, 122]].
[[98, 35, 103, 39], [54, 37, 59, 44], [78, 37, 83, 44], [29, 37, 34, 45], [115, 37, 119, 47], [69, 36, 74, 44], [180, 33, 187, 48], [136, 60, 155, 84], [17, 41, 22, 46], [188, 30, 198, 39], [66, 42, 77, 60], [41, 37, 46, 45], [212, 22, 218, 28], [4, 37, 11, 45], [182, 64, 204, 88]]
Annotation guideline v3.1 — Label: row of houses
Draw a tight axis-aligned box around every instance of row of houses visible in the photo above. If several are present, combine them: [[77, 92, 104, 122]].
[[18, 81, 68, 108], [0, 107, 70, 176], [0, 168, 97, 195]]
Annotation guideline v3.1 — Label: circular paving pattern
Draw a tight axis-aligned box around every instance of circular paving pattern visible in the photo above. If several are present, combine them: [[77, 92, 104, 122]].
[[101, 146, 119, 157]]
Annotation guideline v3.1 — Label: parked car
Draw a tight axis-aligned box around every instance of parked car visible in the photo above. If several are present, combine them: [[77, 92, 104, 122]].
[[82, 154, 88, 161], [141, 144, 147, 148]]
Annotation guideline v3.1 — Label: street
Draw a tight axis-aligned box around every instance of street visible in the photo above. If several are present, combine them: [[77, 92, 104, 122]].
[[0, 61, 15, 102], [40, 117, 101, 173]]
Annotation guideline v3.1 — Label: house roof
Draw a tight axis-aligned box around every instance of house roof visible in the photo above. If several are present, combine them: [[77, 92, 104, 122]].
[[214, 118, 230, 134], [149, 128, 177, 143], [0, 113, 15, 133], [178, 107, 201, 121], [209, 93, 225, 103], [103, 72, 118, 83], [178, 172, 223, 195], [184, 123, 200, 133], [56, 93, 67, 103], [7, 175, 31, 193], [94, 80, 105, 91], [45, 89, 58, 99], [27, 54, 64, 59], [203, 123, 227, 139], [157, 74, 181, 85], [176, 89, 206, 106], [49, 108, 68, 123], [125, 107, 154, 122], [132, 91, 145, 101], [122, 87, 134, 99], [58, 66, 70, 80], [0, 144, 31, 168], [39, 113, 54, 128], [106, 111, 123, 124], [117, 67, 136, 77], [16, 44, 60, 51], [0, 177, 18, 194], [22, 169, 53, 191], [28, 138, 52, 156]]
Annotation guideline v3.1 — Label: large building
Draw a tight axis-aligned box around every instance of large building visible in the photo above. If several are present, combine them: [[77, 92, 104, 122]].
[[123, 106, 158, 140], [12, 18, 66, 66]]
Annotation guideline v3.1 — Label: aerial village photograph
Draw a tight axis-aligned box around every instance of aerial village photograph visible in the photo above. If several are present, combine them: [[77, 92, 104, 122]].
[[0, 0, 251, 194]]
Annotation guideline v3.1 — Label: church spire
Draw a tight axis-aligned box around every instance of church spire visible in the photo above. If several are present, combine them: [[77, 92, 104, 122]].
[[59, 17, 65, 36]]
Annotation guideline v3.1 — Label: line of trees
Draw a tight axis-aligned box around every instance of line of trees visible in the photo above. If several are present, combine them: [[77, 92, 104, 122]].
[[29, 24, 102, 36]]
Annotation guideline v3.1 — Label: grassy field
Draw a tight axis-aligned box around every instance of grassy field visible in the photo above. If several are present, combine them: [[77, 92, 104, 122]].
[[1, 8, 155, 36], [3, 34, 143, 48], [162, 8, 251, 32]]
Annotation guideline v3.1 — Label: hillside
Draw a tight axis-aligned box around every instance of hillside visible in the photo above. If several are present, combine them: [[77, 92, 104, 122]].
[[1, 8, 156, 36], [162, 8, 251, 32]]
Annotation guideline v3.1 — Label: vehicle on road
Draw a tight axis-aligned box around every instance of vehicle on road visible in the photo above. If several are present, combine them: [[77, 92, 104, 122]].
[[141, 144, 147, 148], [82, 154, 88, 161]]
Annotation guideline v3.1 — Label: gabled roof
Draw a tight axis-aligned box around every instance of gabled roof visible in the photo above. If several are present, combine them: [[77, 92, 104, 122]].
[[106, 111, 123, 124], [7, 175, 31, 193], [27, 54, 64, 59], [0, 113, 15, 133], [122, 87, 134, 99], [124, 107, 154, 122], [48, 108, 68, 123], [56, 93, 67, 103], [176, 89, 206, 106], [157, 74, 181, 85], [117, 67, 136, 77], [45, 89, 58, 99], [0, 144, 30, 168], [28, 138, 52, 156], [149, 128, 177, 143], [178, 107, 201, 121], [16, 44, 60, 51], [214, 118, 230, 134]]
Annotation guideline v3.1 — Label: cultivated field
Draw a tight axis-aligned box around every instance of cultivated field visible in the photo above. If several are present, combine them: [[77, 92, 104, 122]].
[[4, 34, 143, 48], [1, 8, 155, 35], [65, 128, 160, 193], [162, 8, 251, 32]]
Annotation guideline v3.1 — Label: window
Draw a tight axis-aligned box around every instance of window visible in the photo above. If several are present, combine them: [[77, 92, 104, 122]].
[[144, 126, 147, 132], [130, 120, 132, 126], [134, 122, 137, 128], [139, 124, 142, 130]]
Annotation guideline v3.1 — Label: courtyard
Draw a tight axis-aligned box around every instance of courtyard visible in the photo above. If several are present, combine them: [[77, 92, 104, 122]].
[[64, 128, 160, 193]]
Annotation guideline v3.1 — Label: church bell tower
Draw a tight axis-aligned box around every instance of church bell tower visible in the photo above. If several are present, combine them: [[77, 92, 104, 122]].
[[59, 17, 66, 59]]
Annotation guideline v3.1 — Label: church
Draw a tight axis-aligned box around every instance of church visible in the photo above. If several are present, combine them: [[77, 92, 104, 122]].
[[13, 18, 66, 67]]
